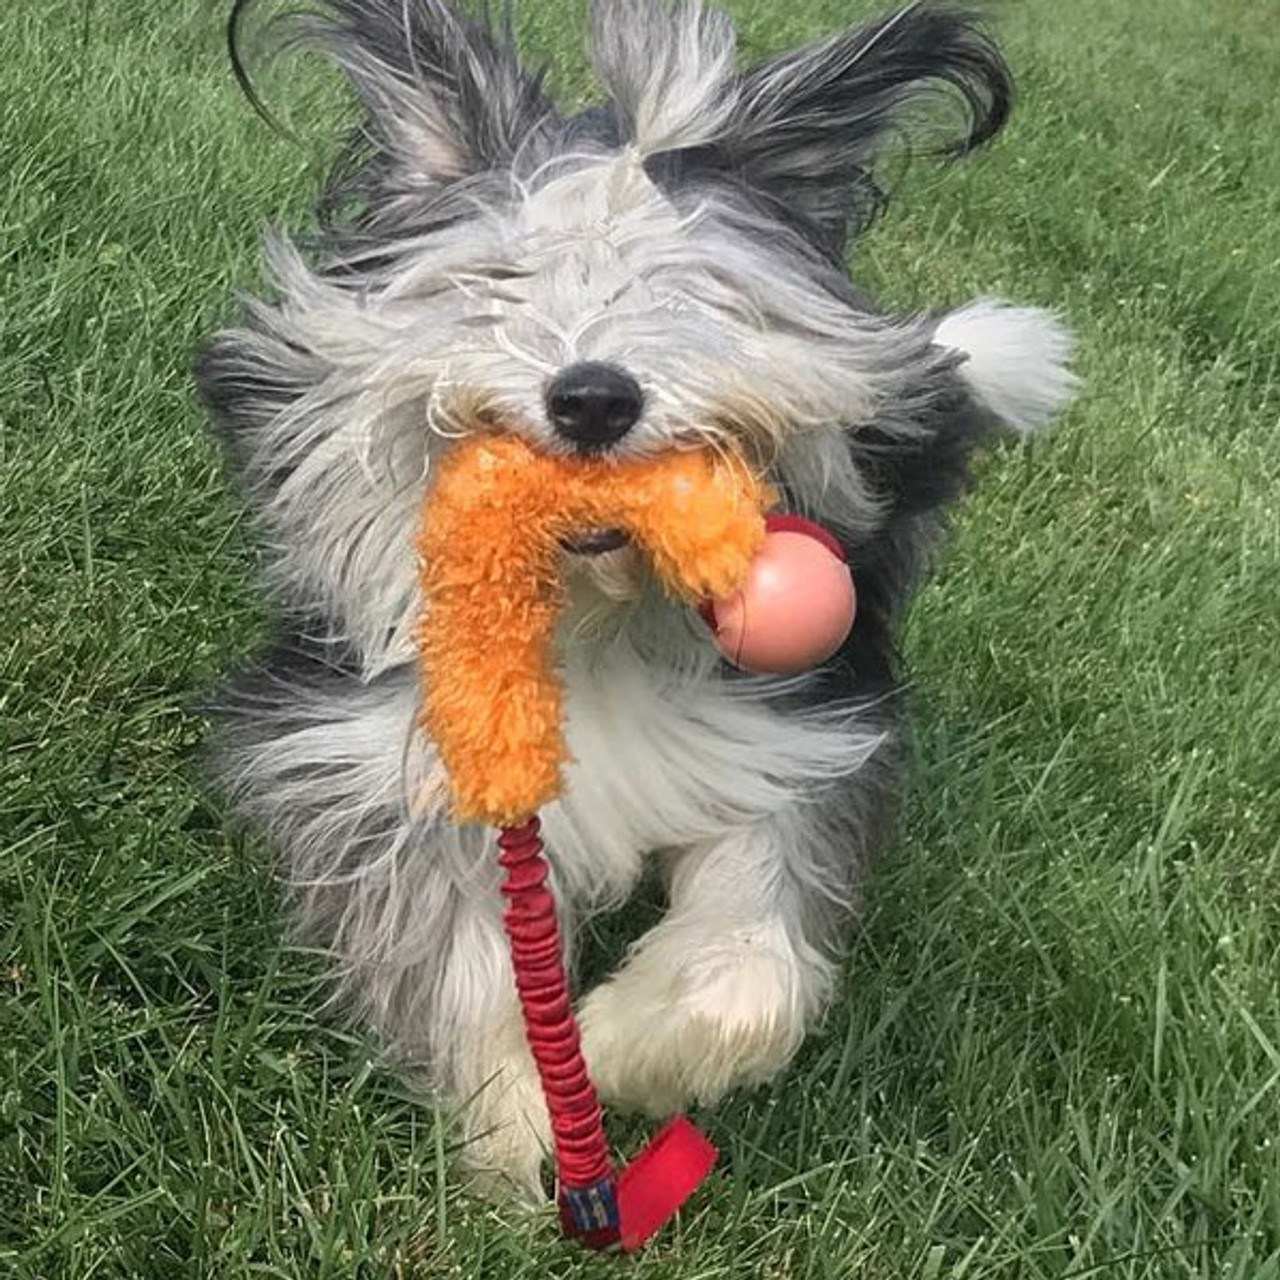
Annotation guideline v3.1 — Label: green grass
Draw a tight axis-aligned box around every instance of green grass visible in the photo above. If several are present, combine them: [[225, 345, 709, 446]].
[[3, 0, 1279, 1275]]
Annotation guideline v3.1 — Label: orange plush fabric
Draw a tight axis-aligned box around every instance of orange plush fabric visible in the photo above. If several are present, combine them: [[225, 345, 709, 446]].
[[415, 434, 771, 826]]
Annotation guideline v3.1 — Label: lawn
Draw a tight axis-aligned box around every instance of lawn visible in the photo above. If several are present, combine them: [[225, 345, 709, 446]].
[[2, 0, 1279, 1275]]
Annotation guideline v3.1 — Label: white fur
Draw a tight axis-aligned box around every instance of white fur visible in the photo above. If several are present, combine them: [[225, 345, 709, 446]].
[[590, 0, 740, 153], [449, 1009, 551, 1205], [934, 300, 1077, 433], [547, 603, 885, 905], [579, 813, 838, 1116]]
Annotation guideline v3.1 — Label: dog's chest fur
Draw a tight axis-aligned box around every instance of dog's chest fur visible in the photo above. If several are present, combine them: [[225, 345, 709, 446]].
[[545, 604, 884, 905]]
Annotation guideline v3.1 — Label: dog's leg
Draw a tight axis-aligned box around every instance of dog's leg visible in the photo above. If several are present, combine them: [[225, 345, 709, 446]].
[[304, 840, 558, 1204], [302, 828, 558, 1204], [420, 881, 556, 1205], [210, 651, 556, 1202], [578, 791, 874, 1116], [330, 858, 561, 1203]]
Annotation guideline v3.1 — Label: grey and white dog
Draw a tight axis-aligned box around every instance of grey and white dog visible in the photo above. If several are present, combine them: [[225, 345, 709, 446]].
[[198, 0, 1073, 1200]]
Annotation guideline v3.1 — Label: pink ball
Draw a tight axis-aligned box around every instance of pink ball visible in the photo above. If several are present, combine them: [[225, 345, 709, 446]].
[[704, 516, 855, 675]]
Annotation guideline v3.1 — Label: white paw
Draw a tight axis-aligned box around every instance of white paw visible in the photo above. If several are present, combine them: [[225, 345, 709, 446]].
[[454, 1029, 551, 1206], [578, 922, 831, 1117]]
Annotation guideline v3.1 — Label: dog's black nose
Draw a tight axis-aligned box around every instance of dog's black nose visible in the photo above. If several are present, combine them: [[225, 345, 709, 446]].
[[545, 362, 644, 451]]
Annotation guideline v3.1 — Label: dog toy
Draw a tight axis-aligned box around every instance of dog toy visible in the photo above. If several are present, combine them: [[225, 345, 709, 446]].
[[703, 514, 855, 674], [414, 433, 853, 1249]]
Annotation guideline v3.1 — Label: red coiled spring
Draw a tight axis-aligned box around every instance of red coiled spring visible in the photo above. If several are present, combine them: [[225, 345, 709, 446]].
[[497, 818, 618, 1240], [497, 817, 717, 1251]]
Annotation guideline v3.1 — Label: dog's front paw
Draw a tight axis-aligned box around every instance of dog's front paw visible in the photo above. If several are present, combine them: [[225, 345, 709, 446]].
[[578, 923, 830, 1117], [455, 1026, 552, 1207]]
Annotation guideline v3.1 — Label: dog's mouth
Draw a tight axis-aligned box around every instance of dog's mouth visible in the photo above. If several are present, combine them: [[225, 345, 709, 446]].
[[561, 527, 629, 557]]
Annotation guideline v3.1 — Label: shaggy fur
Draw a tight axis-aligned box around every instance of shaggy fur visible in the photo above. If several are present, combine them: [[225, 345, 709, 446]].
[[199, 0, 1074, 1201]]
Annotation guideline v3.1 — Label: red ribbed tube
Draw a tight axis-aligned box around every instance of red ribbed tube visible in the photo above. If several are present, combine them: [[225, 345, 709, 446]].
[[497, 819, 616, 1199]]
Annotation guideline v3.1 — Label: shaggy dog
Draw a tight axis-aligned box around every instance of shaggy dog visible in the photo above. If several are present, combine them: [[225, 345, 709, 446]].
[[198, 0, 1073, 1200]]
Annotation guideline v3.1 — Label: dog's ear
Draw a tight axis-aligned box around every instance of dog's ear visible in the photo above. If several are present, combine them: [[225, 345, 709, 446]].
[[622, 3, 1011, 255], [302, 0, 556, 183], [725, 5, 1011, 245], [589, 0, 739, 154]]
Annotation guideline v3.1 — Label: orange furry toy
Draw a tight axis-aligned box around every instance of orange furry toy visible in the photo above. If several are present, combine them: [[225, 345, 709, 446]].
[[414, 434, 771, 826]]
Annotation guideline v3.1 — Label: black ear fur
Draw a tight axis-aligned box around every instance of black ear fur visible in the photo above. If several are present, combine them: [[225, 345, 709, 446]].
[[647, 4, 1012, 256], [229, 0, 557, 192]]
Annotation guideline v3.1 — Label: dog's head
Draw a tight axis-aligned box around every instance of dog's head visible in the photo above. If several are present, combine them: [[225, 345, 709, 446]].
[[199, 1, 1010, 672]]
